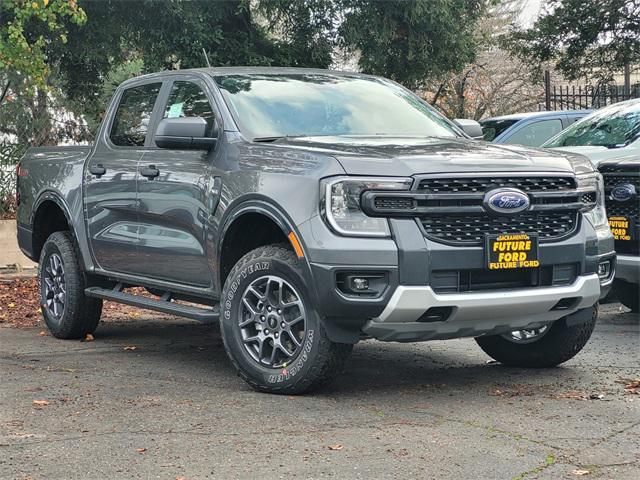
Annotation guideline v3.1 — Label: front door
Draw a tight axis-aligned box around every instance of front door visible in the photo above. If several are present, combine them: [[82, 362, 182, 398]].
[[135, 77, 217, 287], [84, 82, 162, 274]]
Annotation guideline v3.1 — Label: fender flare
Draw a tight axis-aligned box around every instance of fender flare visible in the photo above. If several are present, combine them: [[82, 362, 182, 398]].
[[217, 198, 359, 344], [30, 190, 78, 248], [217, 198, 308, 277]]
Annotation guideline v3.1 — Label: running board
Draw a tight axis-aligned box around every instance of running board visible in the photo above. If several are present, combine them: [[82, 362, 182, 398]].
[[84, 286, 219, 323]]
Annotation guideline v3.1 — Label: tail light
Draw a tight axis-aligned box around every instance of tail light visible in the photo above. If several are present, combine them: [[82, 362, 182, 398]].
[[15, 163, 27, 206]]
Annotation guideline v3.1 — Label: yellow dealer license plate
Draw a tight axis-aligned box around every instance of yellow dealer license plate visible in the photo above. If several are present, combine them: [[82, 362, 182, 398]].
[[486, 233, 539, 270], [608, 216, 633, 241]]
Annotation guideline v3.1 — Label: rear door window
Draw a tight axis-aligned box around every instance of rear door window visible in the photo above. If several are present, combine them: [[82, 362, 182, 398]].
[[506, 119, 563, 147], [110, 83, 162, 147]]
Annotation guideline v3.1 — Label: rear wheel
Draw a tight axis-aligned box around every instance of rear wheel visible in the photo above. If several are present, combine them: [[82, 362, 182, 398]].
[[220, 244, 352, 394], [613, 280, 639, 313], [39, 232, 102, 339], [475, 305, 597, 367]]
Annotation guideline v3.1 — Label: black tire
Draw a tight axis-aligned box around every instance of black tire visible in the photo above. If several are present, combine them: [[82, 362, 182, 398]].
[[38, 231, 103, 339], [220, 244, 353, 394], [475, 305, 597, 368], [613, 280, 639, 313]]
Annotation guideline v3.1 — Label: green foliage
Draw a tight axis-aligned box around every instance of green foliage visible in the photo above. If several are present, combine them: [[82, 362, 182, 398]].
[[0, 141, 26, 216], [83, 58, 145, 134], [339, 0, 489, 89], [506, 0, 640, 81], [0, 0, 87, 89], [1, 0, 492, 145]]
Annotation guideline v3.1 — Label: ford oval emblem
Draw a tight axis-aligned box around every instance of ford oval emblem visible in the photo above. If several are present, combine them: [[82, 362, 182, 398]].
[[611, 184, 636, 202], [484, 188, 531, 215]]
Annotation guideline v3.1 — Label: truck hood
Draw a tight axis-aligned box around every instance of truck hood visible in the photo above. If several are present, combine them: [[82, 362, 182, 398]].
[[549, 145, 632, 166], [273, 136, 594, 176]]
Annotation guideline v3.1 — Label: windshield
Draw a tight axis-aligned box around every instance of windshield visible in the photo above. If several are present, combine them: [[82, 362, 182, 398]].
[[213, 73, 458, 140], [480, 119, 519, 141], [543, 101, 640, 148]]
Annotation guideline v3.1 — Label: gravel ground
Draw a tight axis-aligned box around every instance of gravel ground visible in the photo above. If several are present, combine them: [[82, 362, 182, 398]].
[[1, 303, 638, 480]]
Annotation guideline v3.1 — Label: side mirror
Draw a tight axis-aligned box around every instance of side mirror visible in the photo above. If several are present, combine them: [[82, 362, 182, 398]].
[[453, 118, 484, 140], [154, 117, 217, 150]]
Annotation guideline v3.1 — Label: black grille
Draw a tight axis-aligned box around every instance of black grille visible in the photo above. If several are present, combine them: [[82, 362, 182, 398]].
[[606, 201, 639, 219], [420, 211, 577, 244], [601, 168, 640, 254], [374, 196, 415, 210], [417, 176, 575, 193], [431, 264, 578, 293], [580, 192, 596, 204]]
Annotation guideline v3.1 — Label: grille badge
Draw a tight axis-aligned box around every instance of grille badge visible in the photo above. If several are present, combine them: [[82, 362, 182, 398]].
[[483, 188, 531, 215], [611, 184, 636, 202]]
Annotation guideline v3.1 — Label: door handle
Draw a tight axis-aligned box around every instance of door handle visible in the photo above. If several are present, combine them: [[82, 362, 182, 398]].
[[89, 164, 106, 177], [139, 165, 160, 179]]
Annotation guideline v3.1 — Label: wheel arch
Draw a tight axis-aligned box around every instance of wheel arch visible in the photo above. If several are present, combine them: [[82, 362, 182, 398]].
[[217, 199, 309, 287], [30, 191, 77, 261]]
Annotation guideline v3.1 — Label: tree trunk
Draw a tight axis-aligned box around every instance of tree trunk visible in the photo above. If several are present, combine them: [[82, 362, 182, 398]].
[[0, 81, 10, 106]]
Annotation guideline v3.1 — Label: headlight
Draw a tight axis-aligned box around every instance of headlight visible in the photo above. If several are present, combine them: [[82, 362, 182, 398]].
[[321, 177, 412, 237], [577, 172, 608, 228]]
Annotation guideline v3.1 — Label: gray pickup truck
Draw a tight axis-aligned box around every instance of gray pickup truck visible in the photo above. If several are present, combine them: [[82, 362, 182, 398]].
[[17, 67, 615, 394]]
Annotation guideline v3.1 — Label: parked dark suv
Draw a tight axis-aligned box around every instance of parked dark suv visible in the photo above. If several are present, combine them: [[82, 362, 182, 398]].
[[17, 68, 614, 393], [599, 156, 640, 312]]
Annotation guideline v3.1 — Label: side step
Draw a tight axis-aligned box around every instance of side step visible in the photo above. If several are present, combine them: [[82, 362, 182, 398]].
[[84, 286, 219, 323]]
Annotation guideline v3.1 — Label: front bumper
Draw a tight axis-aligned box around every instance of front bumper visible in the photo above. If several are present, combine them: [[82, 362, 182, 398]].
[[362, 274, 600, 342], [298, 213, 612, 343], [616, 254, 640, 284]]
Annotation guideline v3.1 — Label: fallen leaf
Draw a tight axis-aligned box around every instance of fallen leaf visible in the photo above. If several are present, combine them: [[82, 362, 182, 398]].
[[22, 387, 43, 392], [616, 378, 640, 395], [572, 469, 590, 476], [8, 303, 15, 308], [32, 400, 49, 406], [38, 331, 47, 336], [555, 390, 587, 400], [84, 333, 94, 342], [328, 444, 344, 451], [136, 448, 147, 453], [124, 346, 137, 351]]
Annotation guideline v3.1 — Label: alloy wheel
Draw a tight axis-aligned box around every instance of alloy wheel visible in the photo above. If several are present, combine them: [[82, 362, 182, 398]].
[[238, 275, 307, 368], [43, 253, 66, 322]]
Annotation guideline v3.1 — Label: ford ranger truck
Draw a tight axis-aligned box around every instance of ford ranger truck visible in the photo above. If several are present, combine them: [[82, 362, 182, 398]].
[[16, 68, 615, 394], [600, 156, 640, 312]]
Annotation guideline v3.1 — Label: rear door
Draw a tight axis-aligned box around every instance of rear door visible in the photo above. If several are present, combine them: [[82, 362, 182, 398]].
[[84, 81, 162, 274], [134, 75, 218, 287]]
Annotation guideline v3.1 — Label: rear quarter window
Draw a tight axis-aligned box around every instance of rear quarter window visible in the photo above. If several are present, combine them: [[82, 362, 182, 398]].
[[110, 83, 162, 147]]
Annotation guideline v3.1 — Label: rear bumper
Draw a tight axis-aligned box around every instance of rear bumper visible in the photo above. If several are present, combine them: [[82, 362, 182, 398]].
[[362, 274, 600, 342], [616, 254, 640, 284], [17, 224, 35, 261]]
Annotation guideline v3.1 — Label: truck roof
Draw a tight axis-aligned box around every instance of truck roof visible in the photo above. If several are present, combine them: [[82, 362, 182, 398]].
[[482, 110, 589, 123], [120, 66, 373, 88]]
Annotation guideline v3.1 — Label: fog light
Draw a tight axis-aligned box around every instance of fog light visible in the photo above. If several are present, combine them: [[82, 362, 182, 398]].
[[598, 261, 611, 279], [352, 277, 369, 290], [336, 272, 389, 297]]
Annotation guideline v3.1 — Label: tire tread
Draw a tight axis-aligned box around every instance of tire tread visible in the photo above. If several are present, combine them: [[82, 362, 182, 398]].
[[220, 244, 352, 394]]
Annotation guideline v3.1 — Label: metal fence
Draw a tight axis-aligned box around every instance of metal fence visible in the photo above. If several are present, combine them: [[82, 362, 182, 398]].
[[542, 70, 640, 111]]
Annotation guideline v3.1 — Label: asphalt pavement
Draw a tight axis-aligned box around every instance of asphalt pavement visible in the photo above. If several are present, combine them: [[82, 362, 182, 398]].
[[1, 304, 638, 479]]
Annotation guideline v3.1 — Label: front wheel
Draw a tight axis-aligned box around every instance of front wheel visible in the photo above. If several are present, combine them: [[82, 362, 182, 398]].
[[219, 245, 353, 394], [475, 305, 597, 367]]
